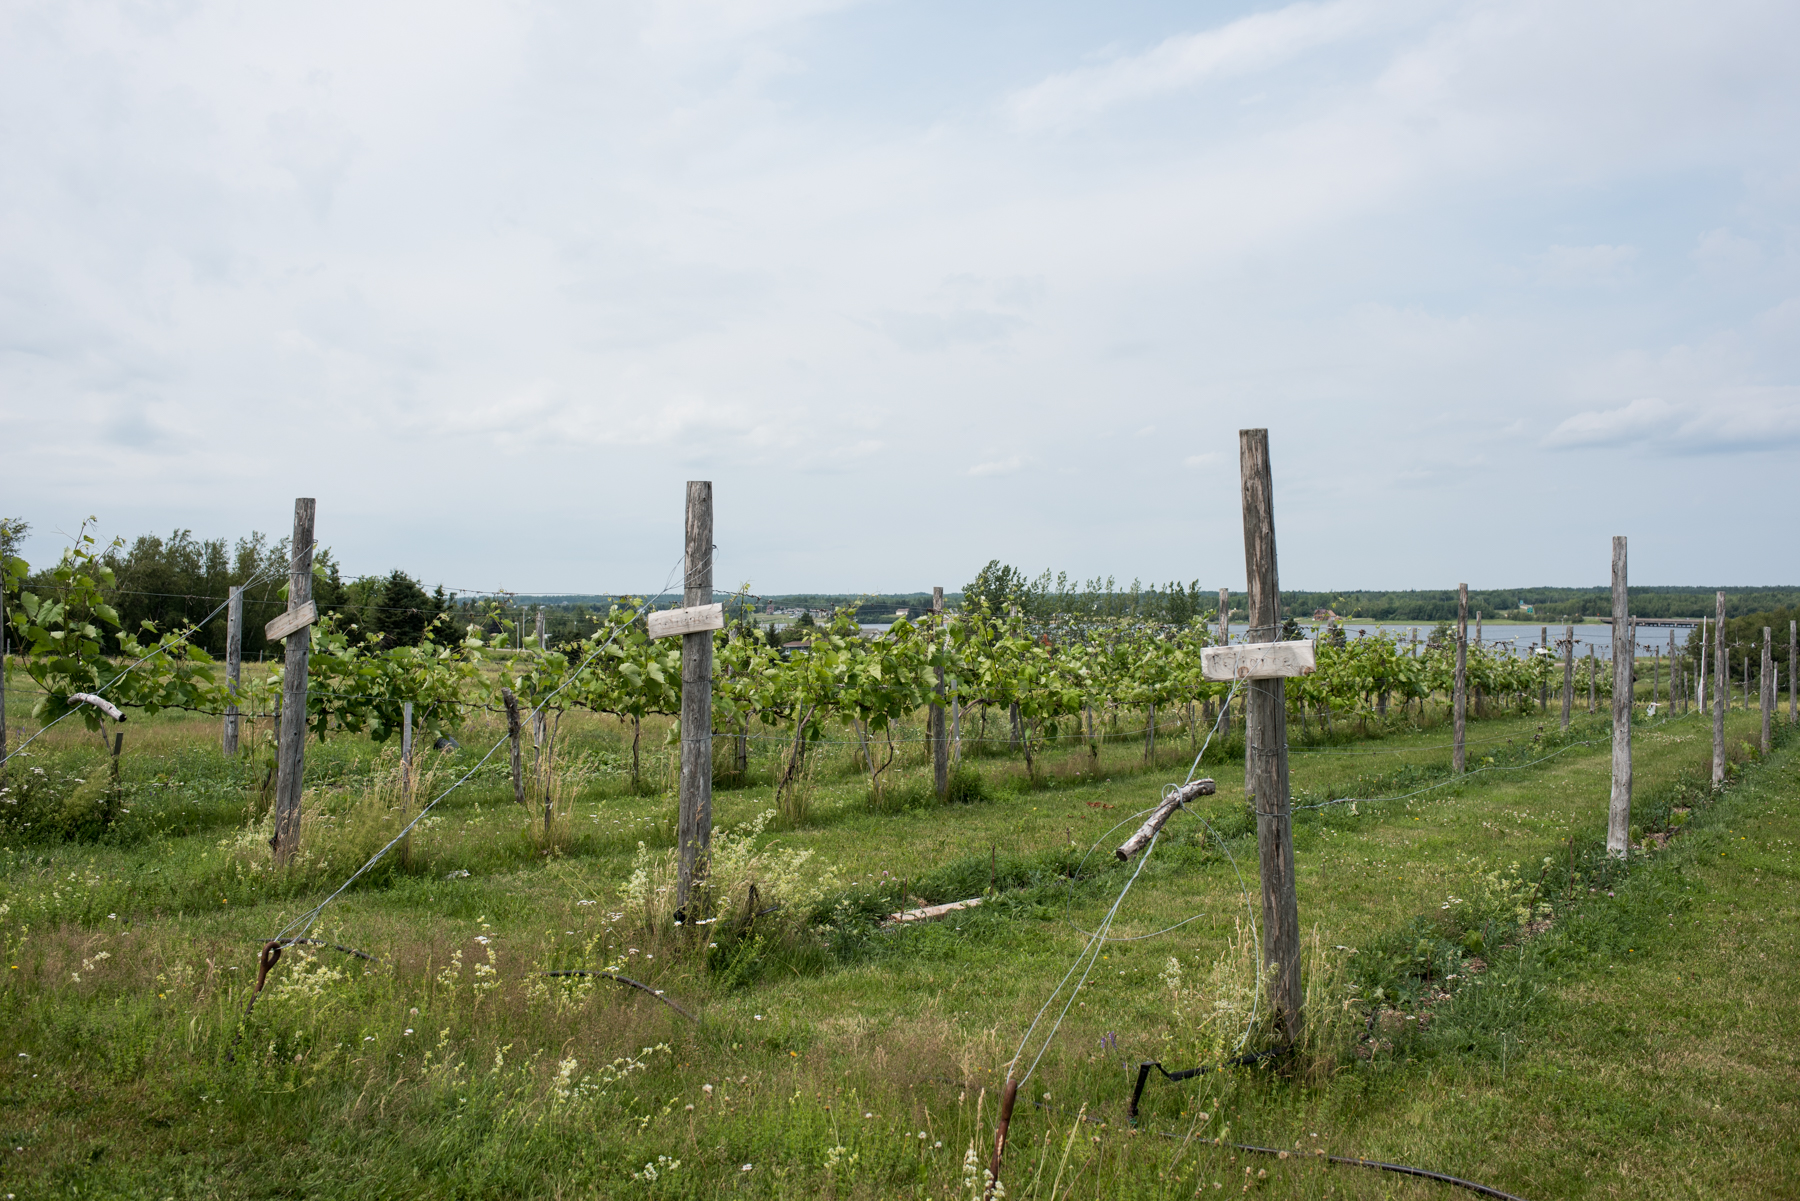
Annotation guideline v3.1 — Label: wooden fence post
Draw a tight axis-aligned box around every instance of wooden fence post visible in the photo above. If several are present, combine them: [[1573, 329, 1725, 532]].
[[1218, 587, 1232, 739], [932, 586, 948, 799], [1668, 629, 1679, 716], [1453, 584, 1468, 774], [1, 627, 9, 777], [1238, 428, 1302, 1043], [502, 688, 525, 808], [677, 481, 714, 916], [222, 585, 243, 755], [1762, 627, 1773, 755], [1698, 617, 1708, 715], [400, 699, 413, 864], [1587, 645, 1596, 713], [1560, 623, 1574, 730], [1540, 625, 1549, 712], [271, 499, 315, 865], [1713, 592, 1727, 788], [1608, 537, 1631, 859], [1790, 619, 1796, 724]]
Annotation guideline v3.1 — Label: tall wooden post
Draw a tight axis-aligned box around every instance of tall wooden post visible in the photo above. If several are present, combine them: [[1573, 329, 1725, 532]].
[[1698, 617, 1708, 715], [1453, 584, 1468, 774], [1540, 624, 1549, 712], [400, 700, 413, 864], [222, 585, 243, 754], [501, 688, 525, 807], [1713, 593, 1727, 788], [1217, 587, 1231, 739], [1761, 627, 1773, 755], [1587, 646, 1596, 713], [1607, 538, 1631, 858], [271, 499, 315, 865], [1790, 620, 1796, 724], [1668, 629, 1679, 716], [1, 626, 8, 778], [1238, 429, 1301, 1042], [932, 586, 948, 799], [677, 481, 714, 916], [1560, 623, 1574, 730]]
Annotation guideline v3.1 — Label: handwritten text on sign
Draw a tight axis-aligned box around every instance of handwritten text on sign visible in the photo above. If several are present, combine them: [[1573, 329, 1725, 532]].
[[646, 602, 725, 640], [1201, 639, 1317, 681], [264, 600, 318, 643]]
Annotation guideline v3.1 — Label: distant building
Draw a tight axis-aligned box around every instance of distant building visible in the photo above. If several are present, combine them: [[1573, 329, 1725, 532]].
[[1312, 608, 1339, 622], [1518, 601, 1534, 614], [894, 607, 909, 618]]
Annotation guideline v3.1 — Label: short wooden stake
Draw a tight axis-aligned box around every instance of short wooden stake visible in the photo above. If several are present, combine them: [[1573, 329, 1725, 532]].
[[272, 498, 316, 865], [1, 627, 8, 778], [932, 586, 948, 799], [222, 585, 243, 754], [1588, 645, 1596, 714], [1453, 584, 1468, 774], [1712, 592, 1727, 788], [1761, 627, 1773, 755], [677, 481, 714, 916], [1217, 587, 1232, 739], [1607, 537, 1631, 859], [501, 688, 525, 808], [1239, 428, 1302, 1042], [1540, 625, 1549, 712], [1560, 623, 1574, 730], [400, 700, 413, 864]]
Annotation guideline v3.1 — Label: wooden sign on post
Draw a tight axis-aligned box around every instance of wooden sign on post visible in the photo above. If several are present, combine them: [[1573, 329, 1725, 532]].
[[1201, 639, 1316, 682], [264, 600, 317, 644], [647, 602, 724, 640]]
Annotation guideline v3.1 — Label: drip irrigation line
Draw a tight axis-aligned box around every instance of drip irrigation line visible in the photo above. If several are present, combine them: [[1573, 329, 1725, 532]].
[[268, 552, 688, 947], [1, 542, 312, 768]]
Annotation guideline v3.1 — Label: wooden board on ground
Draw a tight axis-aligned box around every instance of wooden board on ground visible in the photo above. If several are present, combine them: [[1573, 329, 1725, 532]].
[[1201, 639, 1317, 681], [264, 600, 317, 643], [648, 602, 724, 640]]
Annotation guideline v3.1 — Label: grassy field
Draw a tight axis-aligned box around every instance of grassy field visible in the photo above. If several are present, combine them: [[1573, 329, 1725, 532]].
[[0, 672, 1793, 1199]]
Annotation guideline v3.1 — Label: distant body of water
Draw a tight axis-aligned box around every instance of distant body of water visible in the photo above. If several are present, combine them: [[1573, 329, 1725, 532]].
[[1230, 620, 1694, 659], [848, 618, 1699, 659]]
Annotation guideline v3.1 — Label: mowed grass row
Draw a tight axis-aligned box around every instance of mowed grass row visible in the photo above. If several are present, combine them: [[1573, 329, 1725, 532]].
[[0, 680, 1791, 1199]]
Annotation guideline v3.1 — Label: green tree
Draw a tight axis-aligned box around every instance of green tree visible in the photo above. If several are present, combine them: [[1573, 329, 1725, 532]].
[[375, 570, 433, 648]]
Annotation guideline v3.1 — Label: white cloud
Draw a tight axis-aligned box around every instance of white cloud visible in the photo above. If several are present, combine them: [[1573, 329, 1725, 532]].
[[1535, 245, 1639, 287], [1544, 398, 1678, 448], [967, 457, 1023, 477], [1691, 228, 1763, 276], [1007, 0, 1379, 128]]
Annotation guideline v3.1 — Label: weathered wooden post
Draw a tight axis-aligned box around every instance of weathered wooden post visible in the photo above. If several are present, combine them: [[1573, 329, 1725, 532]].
[[1668, 629, 1679, 716], [677, 481, 714, 915], [1790, 620, 1796, 724], [1218, 587, 1232, 739], [222, 585, 243, 754], [1698, 617, 1709, 715], [501, 688, 525, 808], [1237, 429, 1302, 1042], [1453, 584, 1468, 774], [1, 627, 8, 777], [1761, 627, 1773, 755], [1540, 625, 1550, 712], [270, 499, 316, 865], [932, 586, 948, 799], [400, 699, 413, 864], [1587, 645, 1597, 713], [1560, 623, 1575, 730], [1713, 592, 1727, 788], [1608, 538, 1631, 858]]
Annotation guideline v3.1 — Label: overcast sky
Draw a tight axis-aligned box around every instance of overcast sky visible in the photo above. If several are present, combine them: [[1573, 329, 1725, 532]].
[[4, 0, 1796, 597]]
